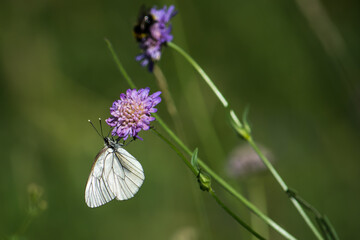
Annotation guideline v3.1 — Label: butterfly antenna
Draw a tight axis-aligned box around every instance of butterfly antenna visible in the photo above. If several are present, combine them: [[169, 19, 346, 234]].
[[88, 120, 102, 138], [98, 118, 104, 138], [124, 138, 134, 147], [107, 127, 112, 137]]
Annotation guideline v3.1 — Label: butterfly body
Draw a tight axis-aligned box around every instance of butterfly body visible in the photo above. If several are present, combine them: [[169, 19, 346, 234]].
[[85, 137, 145, 208]]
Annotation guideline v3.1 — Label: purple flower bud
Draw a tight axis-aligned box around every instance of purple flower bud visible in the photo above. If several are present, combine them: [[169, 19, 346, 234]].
[[106, 88, 162, 140]]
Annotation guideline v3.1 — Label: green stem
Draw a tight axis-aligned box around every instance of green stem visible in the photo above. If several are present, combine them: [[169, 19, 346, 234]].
[[248, 138, 323, 240], [209, 190, 266, 240], [169, 41, 323, 240], [152, 129, 198, 176], [200, 157, 296, 240], [154, 114, 296, 240], [248, 178, 270, 239], [105, 38, 136, 89], [153, 129, 266, 239], [189, 174, 214, 240], [17, 214, 33, 236], [288, 191, 339, 240], [167, 41, 229, 108], [168, 42, 243, 128], [247, 138, 287, 190], [153, 65, 187, 141], [105, 39, 296, 240]]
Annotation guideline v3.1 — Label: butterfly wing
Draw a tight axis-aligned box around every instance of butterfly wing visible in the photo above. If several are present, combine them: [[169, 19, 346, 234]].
[[85, 147, 116, 208], [85, 144, 145, 208], [107, 145, 145, 201]]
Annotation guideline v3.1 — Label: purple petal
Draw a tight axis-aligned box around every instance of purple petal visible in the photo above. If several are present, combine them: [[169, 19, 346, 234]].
[[164, 5, 176, 22], [136, 135, 143, 141], [141, 59, 149, 67], [152, 97, 162, 105], [150, 91, 162, 99], [139, 87, 150, 100], [135, 54, 145, 61], [120, 93, 126, 100]]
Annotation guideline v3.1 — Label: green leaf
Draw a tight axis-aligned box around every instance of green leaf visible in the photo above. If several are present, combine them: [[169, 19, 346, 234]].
[[191, 148, 199, 170], [227, 109, 251, 140], [242, 105, 251, 133]]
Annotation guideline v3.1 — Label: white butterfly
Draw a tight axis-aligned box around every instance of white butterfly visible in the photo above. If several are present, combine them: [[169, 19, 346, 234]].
[[85, 136, 145, 208]]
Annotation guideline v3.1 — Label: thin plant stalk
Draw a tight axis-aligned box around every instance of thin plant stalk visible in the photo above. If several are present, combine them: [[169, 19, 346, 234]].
[[294, 0, 357, 93], [153, 66, 213, 238], [152, 129, 266, 240], [154, 114, 295, 240], [105, 39, 297, 240], [168, 41, 323, 240], [248, 138, 323, 240], [248, 178, 270, 240], [151, 128, 197, 175], [16, 214, 34, 236], [168, 42, 229, 108], [153, 65, 186, 141], [209, 189, 266, 240], [105, 38, 136, 89], [167, 6, 226, 167], [189, 171, 214, 240]]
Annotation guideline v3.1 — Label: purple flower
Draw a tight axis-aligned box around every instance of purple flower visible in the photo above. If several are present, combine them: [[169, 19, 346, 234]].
[[134, 5, 177, 72], [106, 88, 162, 140]]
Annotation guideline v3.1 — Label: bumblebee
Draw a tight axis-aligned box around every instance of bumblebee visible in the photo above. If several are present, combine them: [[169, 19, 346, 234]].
[[133, 7, 156, 42]]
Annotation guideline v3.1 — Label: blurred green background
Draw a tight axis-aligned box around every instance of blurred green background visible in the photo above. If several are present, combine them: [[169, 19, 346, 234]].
[[1, 0, 359, 239]]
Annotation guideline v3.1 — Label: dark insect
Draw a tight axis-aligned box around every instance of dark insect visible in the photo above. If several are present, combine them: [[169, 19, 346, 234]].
[[133, 6, 156, 42]]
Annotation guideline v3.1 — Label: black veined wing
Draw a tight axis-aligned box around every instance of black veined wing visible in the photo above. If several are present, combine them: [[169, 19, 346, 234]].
[[85, 138, 145, 208]]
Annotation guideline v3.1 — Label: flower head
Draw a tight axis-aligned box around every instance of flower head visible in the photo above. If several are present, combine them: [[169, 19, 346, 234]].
[[134, 5, 177, 72], [106, 88, 162, 140]]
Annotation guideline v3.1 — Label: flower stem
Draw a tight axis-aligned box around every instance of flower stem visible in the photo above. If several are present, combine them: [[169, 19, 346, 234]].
[[248, 138, 323, 240], [152, 128, 266, 240], [105, 39, 297, 240], [153, 65, 187, 141], [168, 41, 324, 240], [167, 42, 229, 108], [209, 189, 266, 240], [154, 114, 296, 240], [247, 138, 287, 190], [168, 42, 243, 128], [248, 178, 270, 240], [168, 17, 228, 167], [105, 38, 136, 89], [151, 128, 198, 176]]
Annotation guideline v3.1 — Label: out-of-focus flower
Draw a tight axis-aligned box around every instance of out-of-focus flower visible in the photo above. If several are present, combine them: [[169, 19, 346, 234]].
[[170, 226, 198, 240], [106, 88, 162, 140], [28, 183, 47, 216], [133, 5, 177, 71], [226, 144, 274, 178]]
